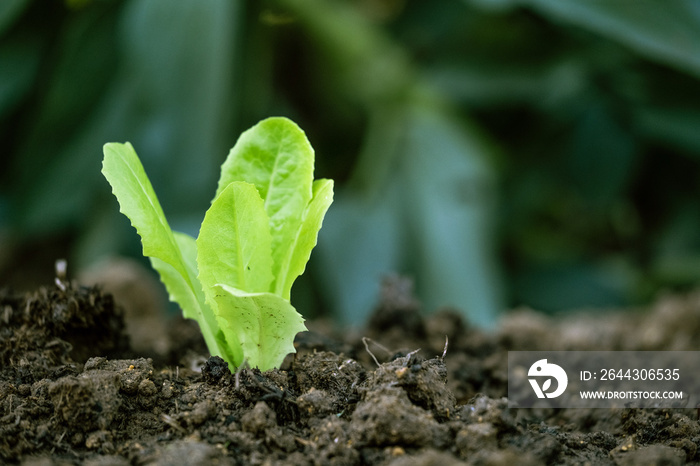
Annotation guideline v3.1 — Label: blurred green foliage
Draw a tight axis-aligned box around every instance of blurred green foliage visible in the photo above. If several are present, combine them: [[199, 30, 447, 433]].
[[2, 0, 700, 326]]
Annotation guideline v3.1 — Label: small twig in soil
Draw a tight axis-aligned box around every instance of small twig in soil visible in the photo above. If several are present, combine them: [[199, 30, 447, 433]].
[[440, 336, 449, 360], [51, 430, 67, 455], [234, 358, 249, 390], [294, 437, 313, 447], [362, 337, 391, 367], [403, 348, 422, 366], [161, 414, 186, 434]]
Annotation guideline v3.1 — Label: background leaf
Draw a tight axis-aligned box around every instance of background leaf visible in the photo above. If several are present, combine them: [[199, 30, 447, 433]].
[[519, 0, 700, 78], [316, 178, 405, 325], [401, 104, 501, 327], [4, 0, 700, 324], [0, 0, 30, 34]]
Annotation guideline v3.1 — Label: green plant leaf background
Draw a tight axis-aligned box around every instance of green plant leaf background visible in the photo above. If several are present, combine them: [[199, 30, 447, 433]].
[[4, 0, 700, 328]]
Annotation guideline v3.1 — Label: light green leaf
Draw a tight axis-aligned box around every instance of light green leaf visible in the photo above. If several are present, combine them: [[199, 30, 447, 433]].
[[197, 181, 274, 300], [216, 117, 314, 295], [103, 116, 331, 371], [102, 143, 187, 279], [212, 284, 306, 371], [162, 232, 205, 319], [279, 178, 334, 299], [101, 142, 220, 352], [148, 234, 222, 359]]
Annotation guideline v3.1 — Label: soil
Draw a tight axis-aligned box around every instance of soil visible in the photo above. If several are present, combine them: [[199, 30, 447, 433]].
[[3, 273, 700, 465]]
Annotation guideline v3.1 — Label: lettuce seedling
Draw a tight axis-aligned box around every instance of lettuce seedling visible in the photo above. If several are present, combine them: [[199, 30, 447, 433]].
[[101, 117, 334, 371]]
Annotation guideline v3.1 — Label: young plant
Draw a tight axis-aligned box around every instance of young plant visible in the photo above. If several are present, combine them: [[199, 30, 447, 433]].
[[101, 117, 334, 371]]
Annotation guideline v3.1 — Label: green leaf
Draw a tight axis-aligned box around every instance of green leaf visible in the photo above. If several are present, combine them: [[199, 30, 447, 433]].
[[216, 117, 314, 295], [520, 0, 700, 78], [401, 105, 501, 328], [636, 108, 700, 155], [212, 284, 306, 371], [315, 181, 404, 326], [196, 179, 277, 367], [102, 143, 189, 282], [196, 180, 281, 368], [0, 34, 42, 119], [0, 0, 30, 34], [103, 116, 331, 371], [197, 181, 274, 297], [154, 232, 204, 320], [318, 103, 500, 327], [279, 178, 334, 299], [101, 142, 219, 353]]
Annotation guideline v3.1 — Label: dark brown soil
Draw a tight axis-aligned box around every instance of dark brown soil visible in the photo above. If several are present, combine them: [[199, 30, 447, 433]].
[[3, 274, 700, 465]]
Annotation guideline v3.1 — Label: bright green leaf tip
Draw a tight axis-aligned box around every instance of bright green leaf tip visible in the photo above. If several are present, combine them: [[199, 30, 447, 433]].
[[101, 117, 333, 371]]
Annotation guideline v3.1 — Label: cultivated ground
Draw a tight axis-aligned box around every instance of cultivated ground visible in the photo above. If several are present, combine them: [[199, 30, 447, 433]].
[[2, 273, 700, 465]]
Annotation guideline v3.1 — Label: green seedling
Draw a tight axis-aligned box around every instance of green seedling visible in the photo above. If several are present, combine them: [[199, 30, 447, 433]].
[[102, 117, 334, 370]]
